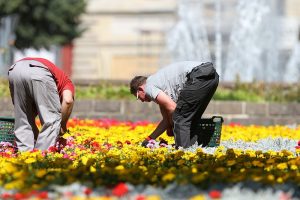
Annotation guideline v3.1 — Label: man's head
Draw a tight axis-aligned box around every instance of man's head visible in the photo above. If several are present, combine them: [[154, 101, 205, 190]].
[[130, 76, 150, 102]]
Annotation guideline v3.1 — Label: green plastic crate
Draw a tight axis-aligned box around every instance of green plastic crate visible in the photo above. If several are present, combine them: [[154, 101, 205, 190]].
[[0, 117, 15, 144], [194, 116, 224, 147]]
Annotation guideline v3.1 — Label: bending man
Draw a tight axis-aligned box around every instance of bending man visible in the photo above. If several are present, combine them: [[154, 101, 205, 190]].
[[8, 57, 75, 151], [130, 61, 219, 148]]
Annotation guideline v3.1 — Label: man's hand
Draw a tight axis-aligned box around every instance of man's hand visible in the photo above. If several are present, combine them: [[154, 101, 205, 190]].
[[166, 127, 174, 136], [141, 136, 153, 147], [56, 136, 67, 151], [141, 139, 149, 147], [60, 127, 67, 135]]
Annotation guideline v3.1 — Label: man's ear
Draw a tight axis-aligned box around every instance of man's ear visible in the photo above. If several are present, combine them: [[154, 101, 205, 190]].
[[138, 86, 143, 92]]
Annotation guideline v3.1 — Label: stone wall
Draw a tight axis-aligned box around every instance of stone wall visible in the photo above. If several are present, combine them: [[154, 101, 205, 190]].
[[2, 98, 300, 125]]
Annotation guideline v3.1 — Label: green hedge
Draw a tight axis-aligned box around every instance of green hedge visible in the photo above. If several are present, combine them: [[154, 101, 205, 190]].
[[1, 79, 300, 102]]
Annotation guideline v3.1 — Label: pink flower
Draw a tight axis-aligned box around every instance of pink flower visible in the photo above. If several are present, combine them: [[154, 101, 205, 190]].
[[146, 143, 155, 149], [135, 194, 146, 200], [63, 154, 70, 159], [279, 192, 291, 200]]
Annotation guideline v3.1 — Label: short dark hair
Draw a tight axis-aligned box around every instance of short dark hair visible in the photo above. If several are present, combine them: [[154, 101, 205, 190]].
[[130, 76, 147, 95]]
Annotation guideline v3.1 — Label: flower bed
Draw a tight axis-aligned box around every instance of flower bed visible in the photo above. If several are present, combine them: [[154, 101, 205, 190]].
[[0, 119, 300, 199]]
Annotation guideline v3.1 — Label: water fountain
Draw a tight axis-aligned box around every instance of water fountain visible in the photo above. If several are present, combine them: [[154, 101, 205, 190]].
[[283, 30, 300, 83], [166, 0, 211, 63], [224, 0, 280, 82], [167, 0, 283, 82]]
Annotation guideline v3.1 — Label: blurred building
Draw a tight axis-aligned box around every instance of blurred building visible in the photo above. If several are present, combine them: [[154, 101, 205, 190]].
[[1, 0, 299, 81], [72, 0, 176, 81], [71, 0, 300, 81]]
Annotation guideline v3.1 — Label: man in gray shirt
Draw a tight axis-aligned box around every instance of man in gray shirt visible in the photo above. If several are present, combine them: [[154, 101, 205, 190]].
[[130, 61, 219, 148]]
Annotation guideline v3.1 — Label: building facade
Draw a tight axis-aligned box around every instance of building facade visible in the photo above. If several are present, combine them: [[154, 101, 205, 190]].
[[72, 0, 176, 80], [71, 0, 300, 81]]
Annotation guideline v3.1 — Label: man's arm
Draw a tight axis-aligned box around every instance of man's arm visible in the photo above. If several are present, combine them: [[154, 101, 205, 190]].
[[60, 90, 74, 134], [155, 91, 176, 125], [143, 91, 176, 140], [148, 118, 169, 140]]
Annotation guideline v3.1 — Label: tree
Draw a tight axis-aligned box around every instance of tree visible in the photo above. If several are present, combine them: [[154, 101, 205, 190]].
[[0, 0, 86, 49]]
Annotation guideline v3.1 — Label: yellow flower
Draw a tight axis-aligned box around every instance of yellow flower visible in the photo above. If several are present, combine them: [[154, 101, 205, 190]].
[[35, 169, 47, 178], [215, 167, 226, 173], [115, 165, 125, 171], [266, 158, 275, 164], [276, 163, 288, 170], [252, 160, 264, 167], [146, 195, 161, 200], [189, 194, 206, 200], [25, 157, 36, 164], [4, 180, 24, 190], [90, 166, 97, 173], [290, 165, 298, 170], [177, 159, 185, 166], [162, 173, 176, 182], [277, 177, 283, 183], [192, 167, 198, 173], [267, 174, 275, 181], [226, 160, 236, 166], [191, 174, 207, 183]]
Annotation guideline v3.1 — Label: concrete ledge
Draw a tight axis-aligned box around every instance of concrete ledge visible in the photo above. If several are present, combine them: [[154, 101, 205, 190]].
[[1, 98, 300, 125]]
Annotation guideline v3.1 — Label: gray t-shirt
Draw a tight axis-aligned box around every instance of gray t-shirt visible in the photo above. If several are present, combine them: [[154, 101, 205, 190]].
[[145, 61, 203, 103]]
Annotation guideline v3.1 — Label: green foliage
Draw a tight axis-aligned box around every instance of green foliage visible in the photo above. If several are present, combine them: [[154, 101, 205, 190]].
[[0, 0, 23, 17], [75, 84, 135, 100], [0, 0, 86, 49], [213, 88, 264, 102], [0, 79, 10, 98], [214, 81, 300, 103], [1, 79, 300, 102]]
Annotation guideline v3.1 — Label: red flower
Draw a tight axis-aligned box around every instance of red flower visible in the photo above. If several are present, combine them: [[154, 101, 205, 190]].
[[84, 188, 93, 196], [298, 140, 300, 146], [1, 193, 11, 199], [48, 146, 58, 152], [112, 182, 129, 197], [135, 195, 146, 200], [28, 190, 38, 196], [228, 122, 241, 127], [209, 190, 222, 199], [30, 148, 39, 153], [37, 191, 48, 199], [0, 152, 11, 158], [296, 146, 300, 149], [91, 141, 101, 150], [125, 140, 131, 145], [14, 193, 26, 200]]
